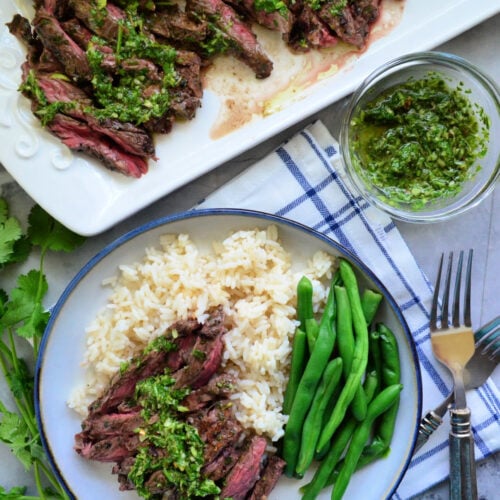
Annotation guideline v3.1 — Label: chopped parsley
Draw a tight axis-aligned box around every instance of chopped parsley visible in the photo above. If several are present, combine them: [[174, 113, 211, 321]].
[[192, 349, 207, 360], [128, 374, 220, 499], [86, 9, 179, 125], [19, 71, 75, 126], [328, 0, 348, 15], [143, 335, 177, 355], [349, 72, 490, 207], [254, 0, 289, 16]]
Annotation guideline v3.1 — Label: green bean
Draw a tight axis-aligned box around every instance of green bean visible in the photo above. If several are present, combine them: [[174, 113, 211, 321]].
[[356, 323, 402, 469], [301, 419, 357, 500], [350, 386, 367, 421], [316, 260, 369, 454], [296, 357, 343, 476], [282, 276, 338, 476], [378, 323, 401, 387], [306, 318, 319, 353], [361, 289, 383, 326], [362, 370, 379, 404], [334, 285, 354, 377], [367, 329, 382, 386], [282, 276, 316, 414], [297, 275, 314, 329], [334, 284, 367, 421], [283, 328, 307, 414], [376, 323, 401, 446], [314, 384, 341, 462], [331, 384, 403, 500]]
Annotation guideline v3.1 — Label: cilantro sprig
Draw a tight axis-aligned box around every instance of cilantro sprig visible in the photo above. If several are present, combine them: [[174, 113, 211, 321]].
[[0, 198, 85, 498]]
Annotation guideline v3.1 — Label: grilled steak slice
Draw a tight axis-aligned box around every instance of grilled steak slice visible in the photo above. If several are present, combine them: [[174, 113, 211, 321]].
[[75, 433, 141, 462], [87, 311, 225, 417], [289, 5, 338, 52], [7, 14, 36, 46], [352, 0, 381, 24], [202, 440, 246, 481], [32, 8, 91, 81], [69, 0, 126, 41], [80, 410, 145, 438], [226, 0, 294, 41], [220, 435, 268, 500], [87, 343, 178, 416], [248, 454, 286, 499], [112, 457, 136, 491], [7, 14, 43, 67], [173, 333, 224, 389], [319, 0, 380, 48], [175, 50, 204, 99], [147, 6, 208, 46], [199, 304, 226, 337], [182, 372, 236, 412], [60, 18, 93, 49], [186, 0, 273, 78], [188, 400, 244, 463], [40, 0, 71, 17], [47, 114, 149, 177]]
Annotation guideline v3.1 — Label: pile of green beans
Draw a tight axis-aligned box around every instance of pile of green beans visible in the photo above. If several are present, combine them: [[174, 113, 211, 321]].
[[281, 258, 403, 499]]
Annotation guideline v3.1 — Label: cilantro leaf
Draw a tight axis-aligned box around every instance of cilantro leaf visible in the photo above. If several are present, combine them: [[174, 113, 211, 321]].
[[0, 270, 49, 338], [0, 198, 23, 266], [0, 288, 7, 316], [0, 485, 28, 499], [0, 402, 33, 470], [6, 358, 34, 401], [27, 205, 85, 253]]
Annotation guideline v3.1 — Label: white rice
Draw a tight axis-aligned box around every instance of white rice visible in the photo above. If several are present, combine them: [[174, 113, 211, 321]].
[[68, 226, 336, 442]]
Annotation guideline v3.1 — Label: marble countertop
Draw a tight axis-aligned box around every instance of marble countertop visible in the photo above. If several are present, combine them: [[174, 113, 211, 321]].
[[1, 9, 499, 500]]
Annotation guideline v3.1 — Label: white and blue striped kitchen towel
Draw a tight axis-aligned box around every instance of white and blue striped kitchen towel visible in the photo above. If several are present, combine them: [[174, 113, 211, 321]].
[[198, 120, 500, 498]]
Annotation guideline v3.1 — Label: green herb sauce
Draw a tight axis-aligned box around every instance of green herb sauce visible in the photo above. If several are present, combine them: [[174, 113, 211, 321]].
[[328, 0, 348, 15], [254, 0, 289, 16], [349, 72, 490, 207], [86, 9, 179, 125], [128, 374, 220, 499], [19, 71, 75, 126]]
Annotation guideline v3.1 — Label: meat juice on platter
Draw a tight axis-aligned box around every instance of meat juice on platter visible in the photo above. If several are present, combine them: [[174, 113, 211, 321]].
[[7, 0, 404, 178]]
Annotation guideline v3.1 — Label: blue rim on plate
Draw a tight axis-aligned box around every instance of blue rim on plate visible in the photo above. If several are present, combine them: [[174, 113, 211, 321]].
[[34, 207, 422, 499]]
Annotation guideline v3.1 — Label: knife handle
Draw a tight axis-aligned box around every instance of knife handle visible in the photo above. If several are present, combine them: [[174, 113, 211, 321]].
[[448, 407, 478, 500]]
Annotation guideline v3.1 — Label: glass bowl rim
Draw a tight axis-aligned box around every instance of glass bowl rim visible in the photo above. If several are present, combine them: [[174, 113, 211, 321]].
[[339, 51, 500, 223]]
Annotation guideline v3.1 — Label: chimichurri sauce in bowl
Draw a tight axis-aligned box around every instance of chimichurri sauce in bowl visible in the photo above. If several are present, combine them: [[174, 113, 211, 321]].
[[340, 52, 499, 223]]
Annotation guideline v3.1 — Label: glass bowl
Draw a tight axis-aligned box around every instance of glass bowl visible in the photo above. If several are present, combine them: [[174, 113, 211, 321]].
[[339, 52, 500, 223]]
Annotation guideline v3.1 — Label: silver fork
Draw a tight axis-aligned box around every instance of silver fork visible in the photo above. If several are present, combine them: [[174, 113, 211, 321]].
[[430, 250, 477, 500], [414, 316, 500, 453]]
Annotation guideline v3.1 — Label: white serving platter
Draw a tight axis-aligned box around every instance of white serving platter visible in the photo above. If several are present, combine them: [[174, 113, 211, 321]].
[[0, 0, 499, 236]]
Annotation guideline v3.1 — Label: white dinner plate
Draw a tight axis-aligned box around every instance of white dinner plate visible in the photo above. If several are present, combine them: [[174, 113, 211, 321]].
[[35, 209, 422, 499], [1, 1, 499, 236]]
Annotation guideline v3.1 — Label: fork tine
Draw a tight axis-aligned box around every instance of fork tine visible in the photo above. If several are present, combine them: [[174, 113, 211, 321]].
[[490, 345, 500, 359], [475, 316, 500, 346], [479, 324, 500, 359], [452, 251, 464, 328], [430, 253, 444, 331], [464, 249, 473, 327], [441, 252, 453, 329]]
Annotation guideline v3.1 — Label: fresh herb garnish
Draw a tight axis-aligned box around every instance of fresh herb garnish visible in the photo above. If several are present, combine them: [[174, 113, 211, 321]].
[[0, 199, 85, 498], [254, 0, 289, 17], [19, 71, 76, 126], [86, 5, 179, 125], [349, 72, 490, 207], [129, 374, 220, 499]]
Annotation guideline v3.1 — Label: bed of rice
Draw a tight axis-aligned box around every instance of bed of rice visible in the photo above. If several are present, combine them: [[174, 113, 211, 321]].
[[68, 225, 336, 442]]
